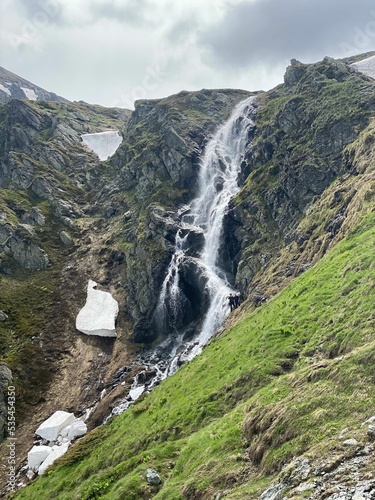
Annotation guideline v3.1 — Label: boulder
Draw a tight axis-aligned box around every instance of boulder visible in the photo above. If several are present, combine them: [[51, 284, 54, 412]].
[[146, 468, 162, 485], [27, 445, 52, 471], [4, 233, 49, 270], [76, 280, 119, 337], [0, 311, 8, 322], [59, 231, 73, 246], [35, 411, 75, 442], [38, 442, 70, 475]]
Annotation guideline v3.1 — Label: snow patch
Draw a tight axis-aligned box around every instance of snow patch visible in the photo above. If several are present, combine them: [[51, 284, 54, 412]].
[[81, 131, 122, 161], [21, 87, 38, 100], [38, 443, 70, 475], [76, 280, 119, 337], [28, 446, 52, 471], [351, 55, 375, 80], [0, 83, 11, 96], [67, 420, 87, 440], [35, 411, 76, 441]]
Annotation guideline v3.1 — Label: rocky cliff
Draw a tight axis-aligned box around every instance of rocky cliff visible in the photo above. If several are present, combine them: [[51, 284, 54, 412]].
[[0, 54, 374, 499]]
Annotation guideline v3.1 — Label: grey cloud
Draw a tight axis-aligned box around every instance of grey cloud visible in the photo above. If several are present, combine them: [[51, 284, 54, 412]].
[[90, 0, 153, 26], [167, 17, 199, 44], [200, 0, 375, 68], [14, 0, 63, 24]]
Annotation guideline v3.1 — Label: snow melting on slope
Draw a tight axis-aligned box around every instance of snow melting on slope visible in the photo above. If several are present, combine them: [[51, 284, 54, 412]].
[[81, 130, 123, 161], [76, 280, 119, 337], [351, 55, 375, 80], [21, 87, 38, 100], [0, 83, 11, 96]]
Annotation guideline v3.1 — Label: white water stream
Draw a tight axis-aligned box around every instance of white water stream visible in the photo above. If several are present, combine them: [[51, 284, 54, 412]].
[[157, 95, 257, 360], [108, 95, 257, 418]]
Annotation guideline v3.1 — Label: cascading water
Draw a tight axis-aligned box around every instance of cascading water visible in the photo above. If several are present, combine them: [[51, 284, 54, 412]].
[[156, 95, 257, 357], [107, 95, 257, 419]]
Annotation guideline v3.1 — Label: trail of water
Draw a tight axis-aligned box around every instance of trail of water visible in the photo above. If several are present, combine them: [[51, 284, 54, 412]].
[[107, 95, 257, 419], [158, 94, 257, 352]]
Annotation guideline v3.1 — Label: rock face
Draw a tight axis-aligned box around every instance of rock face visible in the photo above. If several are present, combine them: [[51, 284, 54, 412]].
[[110, 89, 253, 342], [76, 280, 119, 337], [220, 56, 375, 297]]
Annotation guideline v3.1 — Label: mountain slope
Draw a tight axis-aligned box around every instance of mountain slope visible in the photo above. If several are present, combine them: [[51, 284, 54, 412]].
[[1, 55, 375, 498], [0, 67, 67, 104], [15, 209, 375, 499]]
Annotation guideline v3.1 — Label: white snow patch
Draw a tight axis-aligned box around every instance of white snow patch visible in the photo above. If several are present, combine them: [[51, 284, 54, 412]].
[[67, 420, 87, 440], [129, 385, 145, 401], [81, 131, 122, 161], [38, 443, 70, 475], [21, 87, 38, 100], [35, 411, 75, 441], [76, 280, 119, 337], [351, 55, 375, 80], [0, 84, 11, 96], [28, 446, 52, 471]]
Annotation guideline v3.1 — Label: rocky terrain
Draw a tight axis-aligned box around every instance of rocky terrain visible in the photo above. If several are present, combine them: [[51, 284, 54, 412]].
[[0, 54, 374, 498]]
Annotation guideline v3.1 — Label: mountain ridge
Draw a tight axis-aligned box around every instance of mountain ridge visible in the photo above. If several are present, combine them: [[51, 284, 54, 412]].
[[0, 54, 374, 498], [0, 66, 67, 104]]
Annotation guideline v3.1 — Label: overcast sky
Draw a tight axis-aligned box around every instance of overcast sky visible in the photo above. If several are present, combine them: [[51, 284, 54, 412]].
[[1, 0, 375, 108]]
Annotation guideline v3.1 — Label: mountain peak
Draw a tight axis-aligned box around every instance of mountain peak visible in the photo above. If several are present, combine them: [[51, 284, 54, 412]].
[[0, 66, 67, 103]]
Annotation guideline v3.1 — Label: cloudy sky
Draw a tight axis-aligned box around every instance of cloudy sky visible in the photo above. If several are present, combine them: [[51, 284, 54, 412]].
[[1, 0, 375, 108]]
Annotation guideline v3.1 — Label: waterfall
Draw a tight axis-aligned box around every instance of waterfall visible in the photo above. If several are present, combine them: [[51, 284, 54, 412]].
[[157, 95, 257, 361], [107, 95, 257, 420]]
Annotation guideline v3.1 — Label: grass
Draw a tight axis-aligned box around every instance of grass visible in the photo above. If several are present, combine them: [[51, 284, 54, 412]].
[[14, 209, 375, 499]]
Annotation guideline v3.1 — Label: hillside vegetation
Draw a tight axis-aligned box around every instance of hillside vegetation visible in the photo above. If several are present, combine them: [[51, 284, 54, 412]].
[[1, 55, 374, 499], [15, 208, 375, 498]]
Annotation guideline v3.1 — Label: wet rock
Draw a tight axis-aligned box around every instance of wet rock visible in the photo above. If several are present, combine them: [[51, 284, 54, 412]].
[[146, 468, 162, 485]]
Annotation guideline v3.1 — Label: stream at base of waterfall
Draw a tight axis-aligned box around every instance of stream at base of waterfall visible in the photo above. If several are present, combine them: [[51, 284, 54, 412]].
[[107, 95, 257, 419]]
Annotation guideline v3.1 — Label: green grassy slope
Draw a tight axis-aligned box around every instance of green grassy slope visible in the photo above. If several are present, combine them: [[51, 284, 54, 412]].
[[15, 209, 375, 499]]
